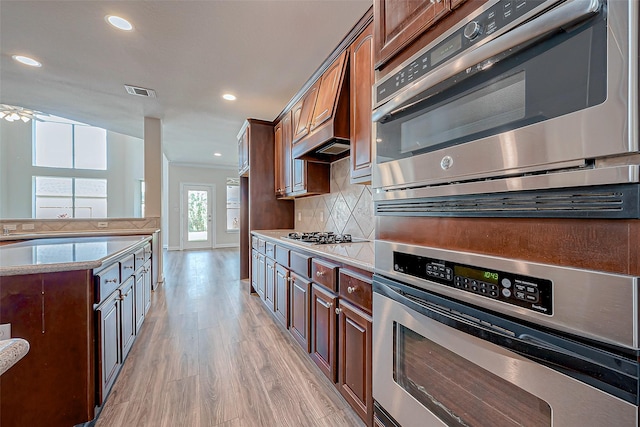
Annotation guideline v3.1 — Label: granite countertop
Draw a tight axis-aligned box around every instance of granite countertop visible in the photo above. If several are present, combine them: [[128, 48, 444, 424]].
[[0, 235, 152, 277], [0, 339, 29, 376], [252, 230, 374, 272]]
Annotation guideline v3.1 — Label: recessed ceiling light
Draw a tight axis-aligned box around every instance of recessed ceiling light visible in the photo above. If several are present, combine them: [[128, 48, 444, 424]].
[[12, 55, 42, 67], [106, 15, 133, 31], [222, 94, 236, 101], [214, 152, 222, 157]]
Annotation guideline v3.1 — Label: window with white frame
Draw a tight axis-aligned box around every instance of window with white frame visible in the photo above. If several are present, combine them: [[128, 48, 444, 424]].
[[34, 176, 107, 218], [226, 178, 240, 231], [33, 117, 107, 170]]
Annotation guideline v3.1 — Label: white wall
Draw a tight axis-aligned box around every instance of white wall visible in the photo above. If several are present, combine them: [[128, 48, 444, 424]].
[[167, 163, 239, 250], [0, 119, 144, 219]]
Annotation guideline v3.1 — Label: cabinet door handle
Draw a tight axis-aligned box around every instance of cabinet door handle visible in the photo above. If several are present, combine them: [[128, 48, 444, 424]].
[[105, 278, 118, 284], [335, 307, 342, 315], [347, 286, 356, 294], [316, 271, 325, 277], [124, 265, 134, 270]]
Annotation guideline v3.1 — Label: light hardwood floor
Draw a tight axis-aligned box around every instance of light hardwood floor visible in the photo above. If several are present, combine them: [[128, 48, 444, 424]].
[[95, 248, 365, 427]]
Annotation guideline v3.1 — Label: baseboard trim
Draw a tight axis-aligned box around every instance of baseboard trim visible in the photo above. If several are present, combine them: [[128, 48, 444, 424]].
[[215, 243, 240, 248]]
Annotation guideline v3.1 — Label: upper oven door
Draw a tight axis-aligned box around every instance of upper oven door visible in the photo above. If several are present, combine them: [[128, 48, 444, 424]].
[[372, 0, 637, 192]]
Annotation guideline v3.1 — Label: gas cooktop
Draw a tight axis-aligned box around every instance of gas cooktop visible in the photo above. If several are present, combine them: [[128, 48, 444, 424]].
[[282, 232, 368, 245]]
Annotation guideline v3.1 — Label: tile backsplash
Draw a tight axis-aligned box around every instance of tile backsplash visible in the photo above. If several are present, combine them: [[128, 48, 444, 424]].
[[295, 157, 374, 240]]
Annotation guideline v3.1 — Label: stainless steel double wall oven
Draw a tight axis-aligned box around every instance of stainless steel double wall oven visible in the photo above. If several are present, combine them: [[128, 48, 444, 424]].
[[372, 0, 639, 218], [371, 0, 640, 426]]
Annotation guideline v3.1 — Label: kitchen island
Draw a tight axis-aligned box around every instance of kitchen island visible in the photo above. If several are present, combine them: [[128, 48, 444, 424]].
[[0, 234, 155, 427]]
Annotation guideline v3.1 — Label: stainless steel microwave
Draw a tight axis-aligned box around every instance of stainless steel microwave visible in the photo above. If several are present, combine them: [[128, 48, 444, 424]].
[[372, 0, 640, 218]]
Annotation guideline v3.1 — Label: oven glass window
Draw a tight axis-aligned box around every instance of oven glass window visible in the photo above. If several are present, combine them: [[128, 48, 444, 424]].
[[394, 324, 551, 426], [376, 10, 606, 164]]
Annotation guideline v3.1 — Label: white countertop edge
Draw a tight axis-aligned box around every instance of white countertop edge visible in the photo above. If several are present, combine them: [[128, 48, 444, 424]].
[[0, 235, 153, 277], [0, 228, 160, 242], [0, 338, 30, 376], [252, 230, 374, 272]]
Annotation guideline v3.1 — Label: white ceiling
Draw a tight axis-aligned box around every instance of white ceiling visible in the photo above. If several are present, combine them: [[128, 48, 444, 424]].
[[0, 0, 372, 168]]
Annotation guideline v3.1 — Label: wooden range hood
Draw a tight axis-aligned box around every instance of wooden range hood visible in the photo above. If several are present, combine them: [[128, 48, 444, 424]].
[[290, 50, 351, 163]]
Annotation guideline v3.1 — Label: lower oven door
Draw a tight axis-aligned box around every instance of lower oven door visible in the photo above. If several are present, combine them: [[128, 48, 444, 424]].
[[373, 275, 639, 427]]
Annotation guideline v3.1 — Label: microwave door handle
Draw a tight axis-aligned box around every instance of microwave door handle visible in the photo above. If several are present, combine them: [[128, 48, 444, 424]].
[[372, 0, 602, 123]]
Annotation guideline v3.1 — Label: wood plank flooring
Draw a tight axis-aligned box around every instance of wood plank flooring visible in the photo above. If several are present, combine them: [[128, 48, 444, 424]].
[[95, 248, 365, 427]]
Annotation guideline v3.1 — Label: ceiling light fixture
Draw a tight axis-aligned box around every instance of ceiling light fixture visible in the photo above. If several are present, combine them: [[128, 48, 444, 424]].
[[12, 55, 42, 67], [213, 152, 222, 157], [0, 104, 46, 123], [222, 94, 236, 101], [106, 15, 133, 31]]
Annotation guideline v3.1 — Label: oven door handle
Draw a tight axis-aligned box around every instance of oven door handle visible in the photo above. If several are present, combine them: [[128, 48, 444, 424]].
[[372, 0, 602, 123]]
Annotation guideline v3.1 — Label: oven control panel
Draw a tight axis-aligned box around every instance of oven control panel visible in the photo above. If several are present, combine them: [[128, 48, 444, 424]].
[[393, 251, 553, 315]]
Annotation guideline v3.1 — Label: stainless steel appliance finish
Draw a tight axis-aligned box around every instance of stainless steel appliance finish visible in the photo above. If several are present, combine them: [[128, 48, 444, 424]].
[[375, 239, 640, 349], [373, 276, 639, 427], [372, 0, 640, 213]]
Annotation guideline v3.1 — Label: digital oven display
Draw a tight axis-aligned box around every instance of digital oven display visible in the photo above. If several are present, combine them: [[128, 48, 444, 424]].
[[430, 34, 462, 66], [454, 265, 499, 284]]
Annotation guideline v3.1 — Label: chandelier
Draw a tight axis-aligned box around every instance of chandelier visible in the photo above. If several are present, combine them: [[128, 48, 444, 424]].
[[0, 104, 44, 123]]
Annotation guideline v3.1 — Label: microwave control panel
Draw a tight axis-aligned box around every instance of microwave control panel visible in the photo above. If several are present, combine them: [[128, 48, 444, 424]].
[[376, 0, 549, 105], [393, 251, 553, 315]]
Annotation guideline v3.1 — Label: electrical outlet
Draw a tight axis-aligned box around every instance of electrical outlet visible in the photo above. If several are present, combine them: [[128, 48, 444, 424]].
[[97, 222, 108, 228], [297, 212, 302, 221], [0, 324, 11, 339], [22, 223, 35, 231], [320, 212, 324, 222]]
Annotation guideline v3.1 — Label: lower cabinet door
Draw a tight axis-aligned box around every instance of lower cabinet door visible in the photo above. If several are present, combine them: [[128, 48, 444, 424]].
[[265, 258, 276, 311], [120, 277, 136, 360], [96, 291, 121, 406], [135, 272, 145, 333], [274, 264, 290, 328], [338, 300, 373, 426], [311, 283, 337, 382], [257, 254, 266, 300], [143, 260, 152, 315], [290, 272, 311, 352]]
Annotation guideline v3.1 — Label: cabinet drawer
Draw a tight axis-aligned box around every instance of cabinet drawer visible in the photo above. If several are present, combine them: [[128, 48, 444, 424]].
[[96, 263, 120, 303], [265, 242, 276, 259], [258, 239, 266, 254], [339, 270, 372, 314], [290, 251, 311, 279], [120, 254, 136, 280], [312, 259, 339, 292], [252, 236, 259, 250], [275, 245, 290, 267], [134, 248, 146, 271]]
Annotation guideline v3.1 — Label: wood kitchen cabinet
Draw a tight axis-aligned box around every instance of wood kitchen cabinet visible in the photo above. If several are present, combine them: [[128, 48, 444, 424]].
[[274, 263, 290, 328], [350, 21, 374, 184], [309, 50, 349, 134], [265, 257, 276, 311], [120, 276, 136, 360], [96, 289, 121, 406], [338, 300, 373, 425], [290, 272, 312, 352], [311, 283, 338, 382], [238, 127, 249, 176], [374, 0, 450, 68], [292, 82, 320, 145]]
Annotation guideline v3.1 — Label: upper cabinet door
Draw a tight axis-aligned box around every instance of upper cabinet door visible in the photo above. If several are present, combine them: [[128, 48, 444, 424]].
[[274, 121, 285, 196], [282, 112, 294, 194], [292, 81, 320, 145], [350, 22, 374, 184], [309, 50, 348, 133], [374, 0, 450, 68]]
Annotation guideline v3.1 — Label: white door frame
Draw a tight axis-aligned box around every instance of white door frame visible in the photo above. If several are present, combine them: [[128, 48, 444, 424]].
[[180, 183, 216, 250]]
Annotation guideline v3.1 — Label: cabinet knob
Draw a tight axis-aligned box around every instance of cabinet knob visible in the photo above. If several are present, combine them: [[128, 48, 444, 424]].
[[347, 286, 356, 294], [316, 271, 325, 277], [335, 307, 342, 315]]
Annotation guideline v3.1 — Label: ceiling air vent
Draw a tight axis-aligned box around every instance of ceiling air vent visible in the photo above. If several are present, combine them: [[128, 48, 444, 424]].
[[124, 84, 157, 98]]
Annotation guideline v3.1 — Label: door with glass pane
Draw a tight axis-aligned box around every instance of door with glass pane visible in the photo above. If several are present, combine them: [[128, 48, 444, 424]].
[[181, 184, 214, 250]]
